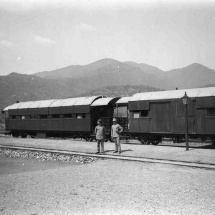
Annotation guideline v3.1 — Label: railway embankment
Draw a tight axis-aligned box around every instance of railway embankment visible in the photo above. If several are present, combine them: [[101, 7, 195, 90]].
[[0, 137, 215, 169]]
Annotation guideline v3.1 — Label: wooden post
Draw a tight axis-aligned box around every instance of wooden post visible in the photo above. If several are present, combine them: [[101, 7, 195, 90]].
[[185, 104, 189, 151]]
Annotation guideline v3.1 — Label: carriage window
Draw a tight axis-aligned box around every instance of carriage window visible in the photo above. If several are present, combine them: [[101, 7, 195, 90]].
[[52, 114, 60, 119], [133, 111, 140, 118], [40, 115, 47, 119], [207, 109, 215, 116], [30, 115, 36, 119], [63, 114, 72, 118], [141, 110, 148, 117], [11, 115, 16, 120], [114, 106, 128, 117], [76, 114, 85, 119], [21, 116, 25, 119], [23, 115, 32, 119]]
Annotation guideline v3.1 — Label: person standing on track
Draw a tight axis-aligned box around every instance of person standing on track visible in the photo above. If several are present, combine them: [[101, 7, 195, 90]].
[[111, 118, 123, 154], [95, 119, 106, 154]]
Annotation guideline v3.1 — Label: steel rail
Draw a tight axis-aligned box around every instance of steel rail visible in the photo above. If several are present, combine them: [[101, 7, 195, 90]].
[[1, 144, 215, 170]]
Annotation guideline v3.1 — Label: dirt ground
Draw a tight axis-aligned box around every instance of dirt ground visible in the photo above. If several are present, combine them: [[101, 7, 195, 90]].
[[0, 155, 215, 215]]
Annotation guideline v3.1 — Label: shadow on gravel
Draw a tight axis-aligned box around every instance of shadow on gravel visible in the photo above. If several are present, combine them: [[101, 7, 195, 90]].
[[121, 149, 133, 152], [104, 149, 133, 153], [156, 143, 214, 149], [198, 145, 215, 149], [104, 150, 115, 153], [122, 142, 141, 145]]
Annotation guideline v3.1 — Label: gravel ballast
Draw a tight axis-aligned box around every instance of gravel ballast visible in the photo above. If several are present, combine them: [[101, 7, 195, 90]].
[[1, 154, 215, 215], [0, 148, 101, 164]]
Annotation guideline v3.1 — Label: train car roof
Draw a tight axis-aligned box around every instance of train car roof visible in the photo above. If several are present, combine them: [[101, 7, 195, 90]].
[[29, 100, 56, 108], [50, 96, 101, 107], [91, 97, 120, 106], [3, 96, 102, 111], [116, 97, 132, 104], [130, 87, 215, 102]]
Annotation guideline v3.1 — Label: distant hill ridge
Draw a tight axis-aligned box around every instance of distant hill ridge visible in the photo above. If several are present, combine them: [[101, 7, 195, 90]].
[[33, 58, 215, 90]]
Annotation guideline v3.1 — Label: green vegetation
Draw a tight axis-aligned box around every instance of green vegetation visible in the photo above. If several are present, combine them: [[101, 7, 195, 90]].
[[79, 85, 161, 97]]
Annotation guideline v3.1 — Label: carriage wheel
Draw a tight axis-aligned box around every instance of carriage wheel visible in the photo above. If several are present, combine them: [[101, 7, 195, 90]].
[[140, 139, 145, 144], [173, 137, 182, 143], [146, 138, 151, 144], [172, 137, 177, 143], [152, 140, 159, 145], [201, 137, 206, 141], [12, 132, 19, 138], [21, 133, 27, 138], [152, 136, 161, 145], [210, 137, 215, 147], [138, 136, 144, 144]]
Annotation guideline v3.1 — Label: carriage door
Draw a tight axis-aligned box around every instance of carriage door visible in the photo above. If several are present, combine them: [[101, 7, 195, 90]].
[[100, 106, 112, 135], [150, 102, 171, 132], [172, 100, 195, 134]]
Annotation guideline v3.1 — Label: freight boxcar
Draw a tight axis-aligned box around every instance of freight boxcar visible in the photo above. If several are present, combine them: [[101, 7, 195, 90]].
[[128, 87, 215, 146], [3, 96, 120, 140]]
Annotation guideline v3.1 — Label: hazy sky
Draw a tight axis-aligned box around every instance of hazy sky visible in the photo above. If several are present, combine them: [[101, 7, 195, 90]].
[[0, 0, 215, 75]]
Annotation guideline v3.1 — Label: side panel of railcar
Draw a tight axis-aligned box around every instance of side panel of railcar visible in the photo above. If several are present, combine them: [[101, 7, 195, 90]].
[[129, 100, 150, 133], [150, 102, 171, 132], [61, 105, 91, 132], [129, 96, 215, 144], [61, 118, 90, 132], [6, 105, 92, 134], [129, 101, 171, 133], [196, 97, 215, 135], [171, 99, 196, 134]]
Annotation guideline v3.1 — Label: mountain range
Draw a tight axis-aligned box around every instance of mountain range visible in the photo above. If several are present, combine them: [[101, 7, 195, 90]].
[[1, 58, 215, 125], [35, 59, 215, 89]]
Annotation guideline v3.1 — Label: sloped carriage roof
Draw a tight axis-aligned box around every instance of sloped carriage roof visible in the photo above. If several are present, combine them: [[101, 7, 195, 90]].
[[3, 96, 101, 111], [91, 97, 120, 106], [116, 97, 132, 104], [130, 87, 215, 102]]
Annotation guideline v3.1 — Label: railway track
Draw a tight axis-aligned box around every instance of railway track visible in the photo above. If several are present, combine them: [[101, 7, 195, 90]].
[[0, 133, 213, 150], [1, 144, 215, 170]]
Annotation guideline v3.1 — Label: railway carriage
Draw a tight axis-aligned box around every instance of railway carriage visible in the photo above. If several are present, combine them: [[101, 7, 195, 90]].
[[3, 96, 120, 140], [3, 87, 215, 146], [128, 87, 215, 145]]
